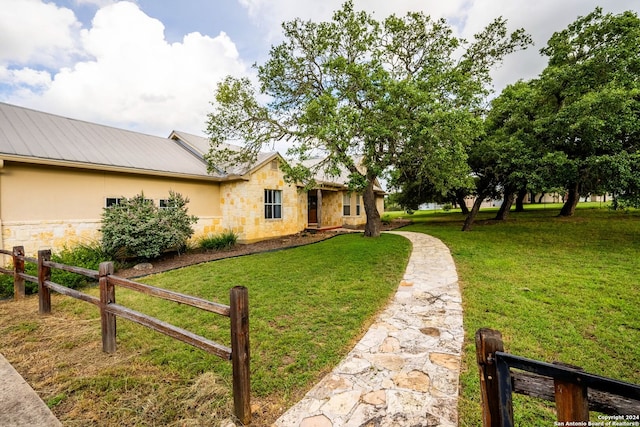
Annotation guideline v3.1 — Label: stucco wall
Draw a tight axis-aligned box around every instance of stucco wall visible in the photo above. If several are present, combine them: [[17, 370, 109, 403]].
[[0, 159, 386, 255], [0, 161, 221, 255]]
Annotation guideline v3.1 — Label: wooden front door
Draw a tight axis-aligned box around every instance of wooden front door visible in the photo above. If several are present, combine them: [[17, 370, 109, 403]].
[[308, 193, 318, 223]]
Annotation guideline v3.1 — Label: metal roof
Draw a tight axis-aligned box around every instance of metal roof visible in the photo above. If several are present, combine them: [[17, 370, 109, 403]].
[[0, 102, 222, 179], [170, 130, 278, 176], [302, 157, 385, 193], [0, 102, 377, 190]]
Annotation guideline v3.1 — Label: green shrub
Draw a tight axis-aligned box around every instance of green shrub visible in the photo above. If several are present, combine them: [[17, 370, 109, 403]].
[[50, 241, 111, 289], [101, 191, 198, 260], [442, 203, 453, 211], [0, 241, 111, 299], [381, 214, 392, 225], [0, 271, 18, 299], [199, 230, 238, 251]]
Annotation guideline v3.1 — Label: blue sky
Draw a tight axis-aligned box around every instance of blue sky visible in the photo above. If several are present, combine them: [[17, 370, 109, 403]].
[[2, 0, 639, 140]]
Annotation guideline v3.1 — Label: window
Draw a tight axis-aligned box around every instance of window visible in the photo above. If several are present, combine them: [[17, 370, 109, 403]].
[[159, 199, 172, 209], [270, 159, 279, 170], [264, 189, 282, 219], [356, 195, 361, 216], [105, 198, 123, 208], [106, 197, 152, 208], [343, 193, 351, 216]]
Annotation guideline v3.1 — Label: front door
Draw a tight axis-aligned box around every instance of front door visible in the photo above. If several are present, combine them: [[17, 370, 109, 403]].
[[308, 193, 318, 223]]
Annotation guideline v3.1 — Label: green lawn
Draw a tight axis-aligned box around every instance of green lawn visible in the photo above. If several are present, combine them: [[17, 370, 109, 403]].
[[63, 233, 411, 403], [393, 204, 640, 425], [138, 233, 410, 396], [5, 205, 638, 425]]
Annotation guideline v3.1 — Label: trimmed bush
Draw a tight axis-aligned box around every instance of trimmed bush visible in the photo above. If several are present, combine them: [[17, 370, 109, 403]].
[[101, 191, 198, 260], [199, 230, 238, 251]]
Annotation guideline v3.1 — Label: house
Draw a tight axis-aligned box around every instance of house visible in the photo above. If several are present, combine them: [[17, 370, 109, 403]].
[[0, 102, 385, 256]]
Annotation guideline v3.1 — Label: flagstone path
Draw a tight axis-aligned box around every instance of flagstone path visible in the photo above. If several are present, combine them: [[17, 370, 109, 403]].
[[274, 231, 464, 427]]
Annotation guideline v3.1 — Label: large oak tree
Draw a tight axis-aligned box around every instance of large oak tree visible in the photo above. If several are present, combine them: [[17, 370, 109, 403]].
[[206, 1, 530, 236], [536, 7, 640, 216]]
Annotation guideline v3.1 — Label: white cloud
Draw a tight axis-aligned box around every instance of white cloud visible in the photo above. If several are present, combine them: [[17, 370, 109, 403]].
[[3, 0, 640, 139], [238, 0, 470, 41], [460, 0, 640, 91], [6, 1, 250, 137], [76, 0, 117, 6], [0, 0, 83, 67], [237, 0, 640, 94], [0, 66, 52, 88]]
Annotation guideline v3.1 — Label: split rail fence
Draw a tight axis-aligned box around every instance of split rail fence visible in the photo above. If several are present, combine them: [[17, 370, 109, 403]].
[[1, 246, 251, 425], [476, 328, 640, 427]]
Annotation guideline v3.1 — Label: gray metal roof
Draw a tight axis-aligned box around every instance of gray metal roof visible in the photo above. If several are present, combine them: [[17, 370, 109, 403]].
[[170, 130, 278, 176], [0, 102, 222, 179], [302, 157, 385, 193], [0, 102, 375, 189]]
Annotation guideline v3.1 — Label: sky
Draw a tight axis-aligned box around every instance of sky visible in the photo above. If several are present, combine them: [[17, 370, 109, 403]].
[[1, 0, 640, 141]]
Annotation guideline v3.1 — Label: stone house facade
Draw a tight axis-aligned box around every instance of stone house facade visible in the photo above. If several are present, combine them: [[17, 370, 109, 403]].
[[0, 103, 384, 256]]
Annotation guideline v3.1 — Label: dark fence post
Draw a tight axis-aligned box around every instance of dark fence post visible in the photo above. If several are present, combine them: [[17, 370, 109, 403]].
[[230, 286, 251, 425], [476, 328, 507, 427], [99, 262, 116, 353], [553, 362, 589, 423], [13, 246, 25, 299], [37, 249, 51, 314]]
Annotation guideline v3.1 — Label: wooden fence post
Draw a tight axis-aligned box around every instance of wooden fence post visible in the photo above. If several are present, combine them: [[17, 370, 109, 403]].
[[553, 362, 589, 423], [476, 328, 508, 427], [99, 262, 116, 353], [12, 246, 25, 299], [37, 249, 51, 314], [230, 286, 251, 425]]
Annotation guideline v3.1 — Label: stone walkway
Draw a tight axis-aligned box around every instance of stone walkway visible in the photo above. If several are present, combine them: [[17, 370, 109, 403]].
[[274, 231, 463, 427]]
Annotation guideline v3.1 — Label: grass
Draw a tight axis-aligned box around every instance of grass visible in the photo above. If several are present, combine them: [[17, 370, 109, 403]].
[[3, 204, 637, 425], [0, 233, 411, 426], [391, 203, 640, 425]]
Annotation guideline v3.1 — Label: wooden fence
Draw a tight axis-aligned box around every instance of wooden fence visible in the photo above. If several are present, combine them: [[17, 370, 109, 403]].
[[1, 246, 251, 425], [476, 328, 640, 427]]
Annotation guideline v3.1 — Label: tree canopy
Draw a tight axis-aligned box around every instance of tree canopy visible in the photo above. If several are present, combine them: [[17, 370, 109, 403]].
[[206, 1, 530, 236], [536, 7, 640, 215], [449, 7, 640, 230]]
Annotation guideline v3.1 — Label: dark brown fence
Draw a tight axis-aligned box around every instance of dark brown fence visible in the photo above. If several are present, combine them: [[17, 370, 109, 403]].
[[1, 246, 251, 425], [476, 328, 640, 427]]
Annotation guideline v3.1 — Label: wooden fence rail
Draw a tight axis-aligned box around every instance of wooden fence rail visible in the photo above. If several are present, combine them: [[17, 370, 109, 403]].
[[1, 246, 251, 425], [476, 328, 640, 427]]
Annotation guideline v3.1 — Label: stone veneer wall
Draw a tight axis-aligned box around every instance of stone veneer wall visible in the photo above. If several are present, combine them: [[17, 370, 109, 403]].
[[1, 219, 102, 257], [1, 216, 232, 258], [341, 193, 366, 227], [219, 161, 308, 243], [320, 191, 345, 228]]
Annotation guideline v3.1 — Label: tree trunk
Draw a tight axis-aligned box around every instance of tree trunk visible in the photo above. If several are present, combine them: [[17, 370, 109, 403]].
[[559, 182, 580, 217], [456, 190, 470, 215], [363, 177, 381, 237], [538, 193, 545, 203], [515, 188, 527, 212], [462, 192, 487, 231], [495, 189, 515, 221]]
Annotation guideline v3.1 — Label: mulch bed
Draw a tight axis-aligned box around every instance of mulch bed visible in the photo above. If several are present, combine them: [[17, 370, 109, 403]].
[[116, 220, 410, 279]]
